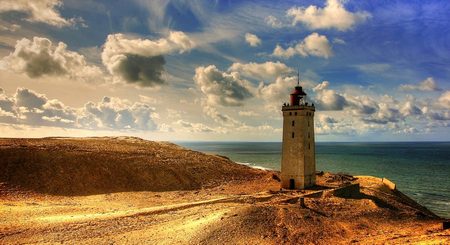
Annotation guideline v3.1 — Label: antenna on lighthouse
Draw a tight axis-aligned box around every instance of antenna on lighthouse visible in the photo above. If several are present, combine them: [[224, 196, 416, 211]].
[[297, 68, 300, 86]]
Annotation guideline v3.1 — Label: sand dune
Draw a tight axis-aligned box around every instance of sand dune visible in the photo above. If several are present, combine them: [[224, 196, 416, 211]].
[[0, 137, 264, 195], [0, 137, 448, 244]]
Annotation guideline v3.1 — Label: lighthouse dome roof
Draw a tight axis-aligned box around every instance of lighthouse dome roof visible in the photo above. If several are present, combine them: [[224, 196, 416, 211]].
[[290, 86, 307, 96]]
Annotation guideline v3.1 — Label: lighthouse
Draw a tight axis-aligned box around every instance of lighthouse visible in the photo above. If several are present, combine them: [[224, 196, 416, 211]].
[[281, 74, 316, 189]]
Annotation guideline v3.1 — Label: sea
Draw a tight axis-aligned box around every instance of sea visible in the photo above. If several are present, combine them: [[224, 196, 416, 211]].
[[177, 141, 450, 219]]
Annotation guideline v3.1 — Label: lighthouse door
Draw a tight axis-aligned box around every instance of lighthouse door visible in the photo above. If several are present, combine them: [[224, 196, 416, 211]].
[[289, 179, 295, 189]]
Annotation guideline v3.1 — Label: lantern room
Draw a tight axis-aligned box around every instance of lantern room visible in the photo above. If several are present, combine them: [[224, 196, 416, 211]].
[[290, 86, 307, 106]]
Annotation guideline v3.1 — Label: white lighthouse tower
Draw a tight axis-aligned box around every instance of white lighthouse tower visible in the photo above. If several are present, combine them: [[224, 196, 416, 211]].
[[281, 74, 316, 189]]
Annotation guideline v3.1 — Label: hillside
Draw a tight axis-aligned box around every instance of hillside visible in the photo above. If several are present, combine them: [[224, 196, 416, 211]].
[[0, 137, 264, 195], [0, 137, 448, 244]]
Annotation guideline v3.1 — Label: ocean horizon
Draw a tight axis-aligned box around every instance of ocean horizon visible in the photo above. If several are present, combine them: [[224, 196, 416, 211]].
[[177, 141, 450, 219]]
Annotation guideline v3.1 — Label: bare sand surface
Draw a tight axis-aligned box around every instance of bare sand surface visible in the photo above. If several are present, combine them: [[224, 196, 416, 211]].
[[0, 137, 449, 244]]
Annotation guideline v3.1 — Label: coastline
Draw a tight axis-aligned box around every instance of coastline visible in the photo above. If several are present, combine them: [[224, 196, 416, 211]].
[[179, 141, 450, 219], [235, 161, 274, 171]]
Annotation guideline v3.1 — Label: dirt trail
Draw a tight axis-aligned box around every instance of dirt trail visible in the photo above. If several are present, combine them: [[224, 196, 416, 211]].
[[1, 183, 449, 244], [0, 190, 276, 244]]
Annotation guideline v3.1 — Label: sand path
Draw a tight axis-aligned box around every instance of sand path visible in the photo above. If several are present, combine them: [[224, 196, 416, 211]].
[[0, 191, 281, 244]]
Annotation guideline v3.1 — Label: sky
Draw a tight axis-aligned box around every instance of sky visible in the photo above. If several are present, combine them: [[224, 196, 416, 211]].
[[0, 0, 449, 142]]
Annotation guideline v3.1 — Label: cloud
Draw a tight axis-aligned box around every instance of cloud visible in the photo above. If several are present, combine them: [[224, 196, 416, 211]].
[[315, 114, 357, 135], [265, 15, 283, 28], [399, 101, 422, 117], [319, 114, 338, 124], [311, 82, 419, 127], [0, 0, 82, 27], [174, 120, 213, 133], [332, 38, 346, 45], [244, 33, 261, 47], [313, 81, 348, 110], [362, 103, 401, 124], [102, 32, 195, 58], [318, 115, 352, 136], [139, 95, 160, 105], [308, 81, 445, 132], [201, 103, 232, 123], [257, 75, 317, 112], [347, 95, 378, 115], [438, 91, 450, 109], [400, 77, 442, 92], [228, 61, 292, 81], [258, 76, 296, 104], [12, 88, 77, 127], [0, 23, 20, 32], [0, 87, 158, 130], [102, 32, 195, 86], [1, 37, 103, 82], [238, 110, 259, 117], [82, 97, 157, 130], [286, 0, 371, 31], [193, 64, 256, 126], [15, 87, 47, 108], [351, 95, 425, 126], [311, 82, 421, 125], [194, 65, 254, 107], [0, 88, 17, 123], [273, 32, 332, 58], [353, 63, 391, 74], [113, 54, 166, 86], [424, 109, 450, 121], [234, 124, 281, 135]]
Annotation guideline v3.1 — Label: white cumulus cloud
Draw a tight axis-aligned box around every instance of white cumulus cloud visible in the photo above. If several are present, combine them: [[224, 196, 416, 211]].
[[286, 0, 371, 31], [81, 97, 157, 130], [102, 31, 195, 86], [244, 33, 261, 47], [228, 61, 292, 81], [1, 37, 103, 82], [194, 65, 254, 107], [0, 0, 82, 27], [438, 91, 450, 109], [258, 76, 296, 103], [312, 81, 348, 110], [0, 87, 158, 131], [399, 77, 442, 92], [273, 32, 332, 58]]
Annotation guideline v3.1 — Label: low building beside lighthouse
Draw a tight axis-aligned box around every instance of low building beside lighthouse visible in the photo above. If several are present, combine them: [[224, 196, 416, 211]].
[[281, 81, 316, 190]]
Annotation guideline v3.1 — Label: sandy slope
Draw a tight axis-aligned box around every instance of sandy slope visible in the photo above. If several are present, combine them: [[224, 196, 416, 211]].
[[0, 137, 448, 244], [0, 137, 264, 195]]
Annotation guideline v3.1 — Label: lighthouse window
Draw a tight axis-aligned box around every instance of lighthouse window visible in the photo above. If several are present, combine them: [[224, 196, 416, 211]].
[[308, 143, 310, 149], [308, 132, 310, 138], [292, 120, 295, 126], [289, 112, 292, 116], [292, 132, 295, 138], [295, 112, 297, 116]]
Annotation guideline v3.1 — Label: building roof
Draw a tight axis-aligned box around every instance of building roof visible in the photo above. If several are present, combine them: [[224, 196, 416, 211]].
[[290, 86, 307, 96]]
